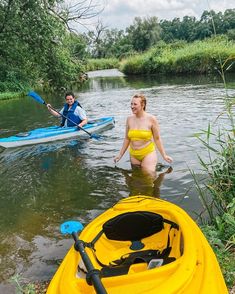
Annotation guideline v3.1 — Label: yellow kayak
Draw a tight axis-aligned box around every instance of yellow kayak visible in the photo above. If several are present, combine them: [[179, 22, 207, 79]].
[[47, 196, 228, 294]]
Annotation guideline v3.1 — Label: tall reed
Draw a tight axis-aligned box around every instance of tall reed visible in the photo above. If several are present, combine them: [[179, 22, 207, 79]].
[[190, 35, 235, 288]]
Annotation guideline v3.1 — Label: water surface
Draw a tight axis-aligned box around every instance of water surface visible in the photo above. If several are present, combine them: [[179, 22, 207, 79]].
[[0, 70, 234, 292]]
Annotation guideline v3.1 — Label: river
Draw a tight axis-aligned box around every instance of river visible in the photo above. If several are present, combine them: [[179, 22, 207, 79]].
[[0, 69, 234, 292]]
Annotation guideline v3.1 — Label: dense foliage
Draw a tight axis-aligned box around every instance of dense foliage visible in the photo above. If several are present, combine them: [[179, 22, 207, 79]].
[[160, 9, 235, 42], [1, 4, 235, 92], [86, 9, 235, 59], [192, 117, 235, 286], [119, 37, 235, 75], [0, 0, 93, 92]]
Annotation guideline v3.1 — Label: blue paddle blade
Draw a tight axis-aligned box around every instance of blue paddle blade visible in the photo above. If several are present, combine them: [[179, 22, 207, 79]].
[[27, 91, 45, 105], [60, 221, 84, 235]]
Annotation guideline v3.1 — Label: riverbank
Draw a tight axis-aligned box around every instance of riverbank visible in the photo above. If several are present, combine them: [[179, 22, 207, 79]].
[[84, 37, 235, 78], [0, 92, 25, 101], [120, 37, 235, 75], [2, 37, 235, 101], [191, 87, 235, 289]]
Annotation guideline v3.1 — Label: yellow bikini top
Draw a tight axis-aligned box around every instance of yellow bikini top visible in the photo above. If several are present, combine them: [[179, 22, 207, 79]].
[[128, 129, 152, 141]]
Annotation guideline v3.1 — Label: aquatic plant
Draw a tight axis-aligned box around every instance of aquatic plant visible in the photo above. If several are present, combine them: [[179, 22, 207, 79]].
[[189, 31, 235, 288], [191, 115, 235, 286], [10, 274, 35, 294]]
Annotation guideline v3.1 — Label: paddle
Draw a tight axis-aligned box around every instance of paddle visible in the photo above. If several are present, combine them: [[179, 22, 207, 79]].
[[61, 221, 107, 294], [27, 91, 101, 140]]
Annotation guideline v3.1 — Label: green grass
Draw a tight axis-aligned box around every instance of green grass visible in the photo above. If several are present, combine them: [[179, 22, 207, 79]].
[[85, 58, 119, 71], [10, 274, 49, 294], [0, 92, 24, 101], [201, 225, 235, 287], [120, 36, 235, 75], [189, 44, 235, 287]]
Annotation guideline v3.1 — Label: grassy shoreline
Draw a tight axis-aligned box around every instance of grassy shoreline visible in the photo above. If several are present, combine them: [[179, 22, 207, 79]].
[[120, 37, 235, 75], [85, 58, 119, 71], [2, 37, 235, 101], [0, 92, 25, 101], [84, 37, 235, 77]]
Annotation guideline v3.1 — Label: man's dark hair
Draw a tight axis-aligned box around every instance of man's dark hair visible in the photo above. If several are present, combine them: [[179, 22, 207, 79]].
[[65, 92, 75, 98]]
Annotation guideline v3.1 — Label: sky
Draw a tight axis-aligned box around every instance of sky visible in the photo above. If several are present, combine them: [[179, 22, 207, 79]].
[[67, 0, 234, 32], [100, 0, 234, 30]]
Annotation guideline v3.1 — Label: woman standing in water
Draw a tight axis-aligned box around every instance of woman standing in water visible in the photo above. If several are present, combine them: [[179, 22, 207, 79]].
[[114, 93, 172, 176]]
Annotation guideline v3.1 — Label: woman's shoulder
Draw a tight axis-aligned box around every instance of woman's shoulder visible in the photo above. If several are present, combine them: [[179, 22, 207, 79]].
[[146, 112, 156, 121], [127, 114, 135, 121]]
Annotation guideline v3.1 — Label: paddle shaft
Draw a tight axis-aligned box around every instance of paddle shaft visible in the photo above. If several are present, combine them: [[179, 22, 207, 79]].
[[46, 103, 93, 137], [72, 232, 107, 294]]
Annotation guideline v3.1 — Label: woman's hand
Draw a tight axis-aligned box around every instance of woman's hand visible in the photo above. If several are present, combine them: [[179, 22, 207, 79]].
[[47, 104, 52, 110], [163, 155, 173, 163], [114, 155, 121, 163]]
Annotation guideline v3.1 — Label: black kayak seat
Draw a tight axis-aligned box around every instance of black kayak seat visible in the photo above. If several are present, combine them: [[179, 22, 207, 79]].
[[102, 211, 179, 250], [104, 211, 164, 240], [88, 211, 179, 250], [103, 211, 164, 250]]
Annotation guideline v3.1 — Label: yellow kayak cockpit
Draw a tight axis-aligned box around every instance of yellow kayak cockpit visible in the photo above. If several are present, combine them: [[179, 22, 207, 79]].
[[77, 210, 181, 279], [47, 196, 228, 294]]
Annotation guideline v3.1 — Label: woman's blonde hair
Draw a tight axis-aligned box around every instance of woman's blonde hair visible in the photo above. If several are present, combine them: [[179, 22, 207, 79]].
[[133, 93, 147, 110]]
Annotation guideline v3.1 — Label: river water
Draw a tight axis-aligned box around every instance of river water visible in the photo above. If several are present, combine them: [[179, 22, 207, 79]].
[[0, 69, 234, 292]]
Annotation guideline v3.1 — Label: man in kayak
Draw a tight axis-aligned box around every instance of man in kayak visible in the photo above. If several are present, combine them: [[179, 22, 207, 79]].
[[47, 92, 87, 128]]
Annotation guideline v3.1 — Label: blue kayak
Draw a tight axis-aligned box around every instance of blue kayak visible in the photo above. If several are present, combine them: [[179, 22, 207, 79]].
[[0, 117, 115, 148]]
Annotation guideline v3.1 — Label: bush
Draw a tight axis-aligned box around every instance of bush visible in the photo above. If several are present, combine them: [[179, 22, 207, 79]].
[[121, 37, 235, 75], [85, 58, 119, 71], [190, 69, 235, 287]]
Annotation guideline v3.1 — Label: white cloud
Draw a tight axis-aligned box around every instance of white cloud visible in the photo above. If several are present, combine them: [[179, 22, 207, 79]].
[[100, 0, 235, 30], [69, 0, 235, 32]]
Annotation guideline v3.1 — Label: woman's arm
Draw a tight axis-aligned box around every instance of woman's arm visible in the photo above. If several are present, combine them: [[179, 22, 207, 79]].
[[151, 116, 173, 163], [75, 107, 87, 128], [114, 119, 130, 163], [47, 104, 61, 117], [78, 118, 88, 128]]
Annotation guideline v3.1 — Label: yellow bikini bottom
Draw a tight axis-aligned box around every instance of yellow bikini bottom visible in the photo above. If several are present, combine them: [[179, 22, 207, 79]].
[[129, 142, 156, 161]]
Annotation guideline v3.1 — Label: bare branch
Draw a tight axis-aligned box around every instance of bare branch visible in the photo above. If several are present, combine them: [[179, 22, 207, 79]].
[[47, 0, 104, 32]]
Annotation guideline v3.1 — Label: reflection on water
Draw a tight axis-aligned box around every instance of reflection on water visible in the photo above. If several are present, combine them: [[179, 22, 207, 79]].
[[0, 70, 235, 292], [117, 164, 173, 198]]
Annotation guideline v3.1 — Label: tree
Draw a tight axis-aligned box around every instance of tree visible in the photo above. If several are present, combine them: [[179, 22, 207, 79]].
[[221, 9, 235, 33], [227, 29, 235, 40], [126, 17, 161, 52], [180, 16, 197, 41], [103, 29, 133, 58], [53, 0, 103, 32], [0, 0, 62, 89], [86, 19, 108, 58], [0, 0, 102, 91], [159, 19, 175, 42]]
